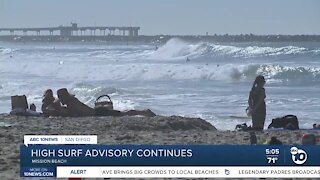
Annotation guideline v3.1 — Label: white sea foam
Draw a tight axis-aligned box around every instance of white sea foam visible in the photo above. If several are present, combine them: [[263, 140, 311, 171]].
[[0, 47, 15, 55]]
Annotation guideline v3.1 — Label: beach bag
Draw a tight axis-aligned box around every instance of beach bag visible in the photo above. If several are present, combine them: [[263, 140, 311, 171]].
[[11, 95, 28, 110], [268, 115, 299, 130], [94, 95, 113, 110], [235, 123, 252, 131], [93, 95, 124, 116]]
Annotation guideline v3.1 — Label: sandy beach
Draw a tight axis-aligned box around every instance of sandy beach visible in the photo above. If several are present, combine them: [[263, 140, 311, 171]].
[[0, 114, 319, 180]]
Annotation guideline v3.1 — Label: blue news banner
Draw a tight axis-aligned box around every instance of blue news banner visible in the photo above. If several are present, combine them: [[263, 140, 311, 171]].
[[20, 145, 320, 177]]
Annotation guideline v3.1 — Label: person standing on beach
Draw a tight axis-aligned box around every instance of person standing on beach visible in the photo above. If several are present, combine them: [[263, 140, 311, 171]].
[[248, 75, 266, 131]]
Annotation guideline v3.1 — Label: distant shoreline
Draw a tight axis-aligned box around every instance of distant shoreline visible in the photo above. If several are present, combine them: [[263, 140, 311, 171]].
[[1, 34, 320, 43]]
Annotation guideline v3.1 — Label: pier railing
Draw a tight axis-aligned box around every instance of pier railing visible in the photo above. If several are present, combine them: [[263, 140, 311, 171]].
[[0, 23, 140, 37]]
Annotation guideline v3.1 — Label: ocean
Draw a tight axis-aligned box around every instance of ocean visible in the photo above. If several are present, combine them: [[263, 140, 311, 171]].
[[0, 38, 319, 130]]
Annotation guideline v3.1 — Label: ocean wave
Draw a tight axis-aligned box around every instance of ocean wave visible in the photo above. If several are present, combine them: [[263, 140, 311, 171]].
[[14, 45, 153, 61], [149, 38, 202, 59], [147, 38, 320, 60], [71, 82, 122, 98], [0, 47, 15, 55], [2, 57, 319, 83], [258, 65, 320, 83], [5, 40, 318, 63], [70, 83, 137, 110]]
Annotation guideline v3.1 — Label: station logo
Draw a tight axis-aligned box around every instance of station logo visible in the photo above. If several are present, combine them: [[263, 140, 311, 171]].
[[290, 147, 307, 165], [224, 169, 230, 175]]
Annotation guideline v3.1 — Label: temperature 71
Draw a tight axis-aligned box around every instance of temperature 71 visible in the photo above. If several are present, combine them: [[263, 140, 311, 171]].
[[267, 157, 278, 164]]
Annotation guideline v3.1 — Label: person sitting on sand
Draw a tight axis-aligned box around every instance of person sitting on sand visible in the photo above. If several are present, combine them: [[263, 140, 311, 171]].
[[57, 88, 156, 117], [30, 103, 36, 111], [248, 75, 266, 131], [42, 89, 66, 116], [57, 88, 95, 117]]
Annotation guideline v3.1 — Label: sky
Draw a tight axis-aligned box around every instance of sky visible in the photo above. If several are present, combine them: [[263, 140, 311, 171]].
[[0, 0, 319, 35]]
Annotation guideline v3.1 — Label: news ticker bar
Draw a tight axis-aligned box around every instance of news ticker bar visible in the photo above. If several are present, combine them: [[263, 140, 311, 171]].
[[56, 166, 320, 178], [21, 145, 320, 166], [20, 144, 320, 178]]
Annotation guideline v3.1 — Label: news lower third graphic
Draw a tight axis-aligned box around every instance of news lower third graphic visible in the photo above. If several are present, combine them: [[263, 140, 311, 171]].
[[20, 135, 320, 178]]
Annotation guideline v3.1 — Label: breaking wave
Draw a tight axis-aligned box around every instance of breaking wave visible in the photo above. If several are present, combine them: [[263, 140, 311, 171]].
[[2, 58, 319, 84], [148, 38, 320, 60], [1, 40, 319, 85], [0, 47, 15, 55], [258, 65, 320, 84]]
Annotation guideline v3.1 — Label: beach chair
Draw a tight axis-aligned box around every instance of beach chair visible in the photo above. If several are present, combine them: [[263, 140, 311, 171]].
[[11, 95, 28, 110]]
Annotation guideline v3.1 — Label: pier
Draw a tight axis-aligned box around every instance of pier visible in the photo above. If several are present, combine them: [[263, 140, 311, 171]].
[[0, 23, 140, 37]]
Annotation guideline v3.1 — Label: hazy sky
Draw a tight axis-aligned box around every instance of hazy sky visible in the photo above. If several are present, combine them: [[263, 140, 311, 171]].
[[0, 0, 319, 35]]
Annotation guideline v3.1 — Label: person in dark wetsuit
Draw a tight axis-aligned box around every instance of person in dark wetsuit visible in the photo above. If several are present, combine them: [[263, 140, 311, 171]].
[[248, 75, 266, 131]]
